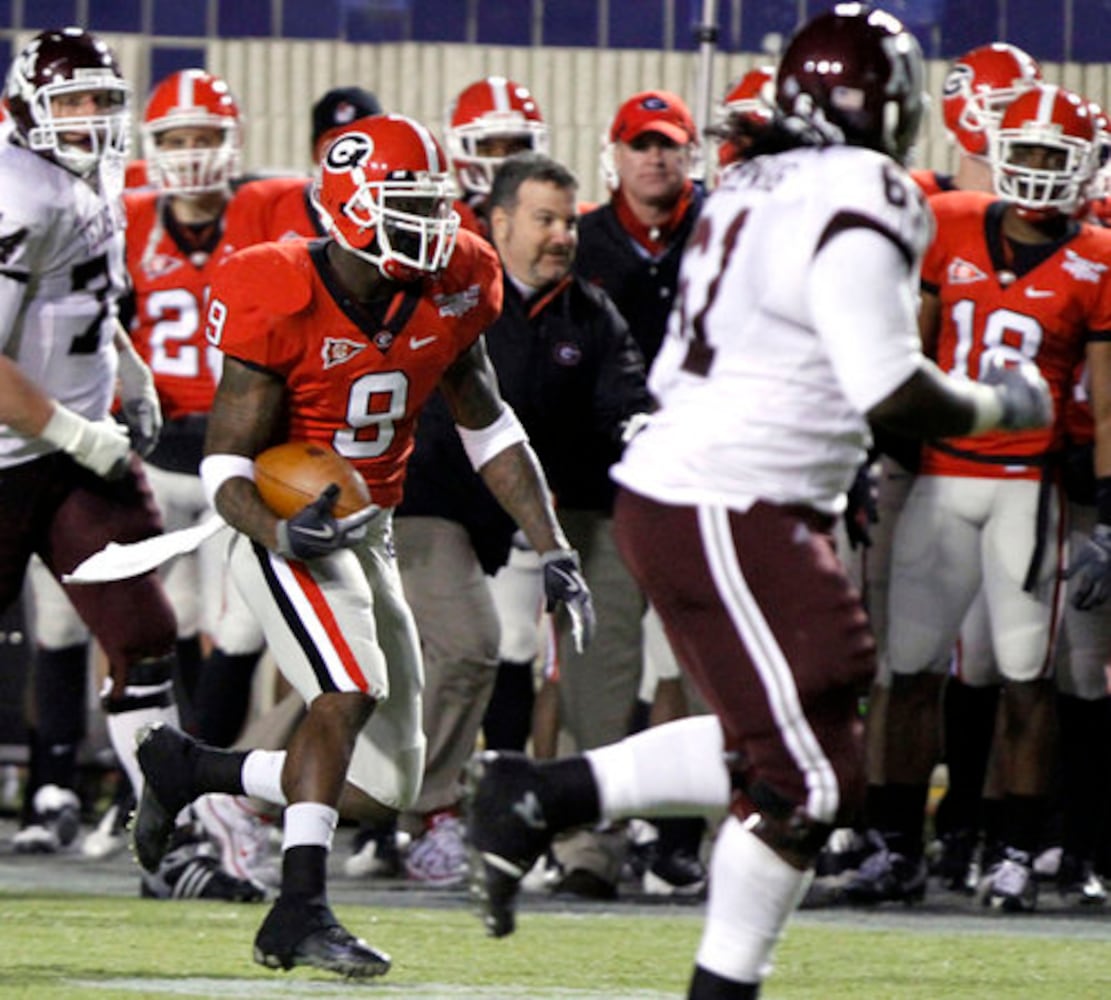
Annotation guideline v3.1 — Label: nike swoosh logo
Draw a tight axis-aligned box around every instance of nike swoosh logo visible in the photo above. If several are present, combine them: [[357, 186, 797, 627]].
[[410, 335, 438, 350], [512, 791, 547, 831], [294, 524, 335, 540], [1024, 287, 1054, 298]]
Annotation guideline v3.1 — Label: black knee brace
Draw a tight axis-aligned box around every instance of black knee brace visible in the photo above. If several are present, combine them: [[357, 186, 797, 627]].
[[102, 653, 175, 714]]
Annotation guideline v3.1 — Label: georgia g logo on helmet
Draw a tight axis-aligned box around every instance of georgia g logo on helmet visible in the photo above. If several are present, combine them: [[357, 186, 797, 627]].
[[323, 132, 374, 173]]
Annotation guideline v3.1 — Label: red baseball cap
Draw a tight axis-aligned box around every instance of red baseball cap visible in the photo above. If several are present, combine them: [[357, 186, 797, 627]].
[[609, 90, 697, 146]]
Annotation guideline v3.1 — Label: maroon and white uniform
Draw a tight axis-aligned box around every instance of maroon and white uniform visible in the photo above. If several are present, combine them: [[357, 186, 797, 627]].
[[612, 144, 931, 828], [0, 136, 176, 765]]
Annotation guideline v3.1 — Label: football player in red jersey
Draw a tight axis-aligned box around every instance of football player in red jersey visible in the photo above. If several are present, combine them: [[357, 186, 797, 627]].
[[130, 114, 593, 979], [859, 84, 1111, 913], [912, 42, 1042, 197], [711, 65, 775, 173], [231, 85, 383, 245], [853, 42, 1042, 898], [444, 76, 550, 236], [123, 68, 303, 892]]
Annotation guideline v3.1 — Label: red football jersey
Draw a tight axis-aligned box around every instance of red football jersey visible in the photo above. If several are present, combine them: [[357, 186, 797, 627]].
[[231, 175, 323, 244], [920, 190, 1111, 478], [125, 186, 301, 419], [910, 168, 957, 198], [204, 231, 502, 506]]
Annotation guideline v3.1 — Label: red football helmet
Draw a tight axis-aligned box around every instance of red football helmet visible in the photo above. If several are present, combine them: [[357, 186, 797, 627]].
[[6, 27, 130, 177], [716, 65, 775, 167], [722, 66, 776, 121], [775, 4, 925, 164], [445, 77, 549, 196], [312, 114, 460, 282], [990, 84, 1097, 218], [1083, 99, 1111, 206], [941, 43, 1042, 157], [142, 69, 242, 195]]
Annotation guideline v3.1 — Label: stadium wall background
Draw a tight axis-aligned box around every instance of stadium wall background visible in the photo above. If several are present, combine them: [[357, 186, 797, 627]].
[[0, 1, 1109, 208]]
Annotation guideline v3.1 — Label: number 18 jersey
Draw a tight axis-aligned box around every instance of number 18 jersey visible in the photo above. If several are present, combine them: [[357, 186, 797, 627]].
[[919, 190, 1111, 479]]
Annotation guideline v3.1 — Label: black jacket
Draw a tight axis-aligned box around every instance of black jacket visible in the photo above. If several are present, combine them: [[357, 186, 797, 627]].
[[574, 188, 703, 366], [397, 271, 652, 573]]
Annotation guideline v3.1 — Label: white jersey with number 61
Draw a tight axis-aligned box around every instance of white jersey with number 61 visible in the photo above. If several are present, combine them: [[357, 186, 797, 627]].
[[614, 143, 933, 516]]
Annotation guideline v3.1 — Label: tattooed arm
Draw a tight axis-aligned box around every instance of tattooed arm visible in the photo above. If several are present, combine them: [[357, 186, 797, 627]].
[[203, 356, 287, 551], [439, 336, 569, 556]]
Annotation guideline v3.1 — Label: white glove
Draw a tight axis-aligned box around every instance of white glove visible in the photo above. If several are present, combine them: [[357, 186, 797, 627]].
[[981, 357, 1053, 430], [116, 334, 162, 457], [39, 403, 131, 479]]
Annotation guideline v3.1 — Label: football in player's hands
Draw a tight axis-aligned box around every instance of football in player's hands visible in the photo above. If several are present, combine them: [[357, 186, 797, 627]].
[[254, 440, 371, 518]]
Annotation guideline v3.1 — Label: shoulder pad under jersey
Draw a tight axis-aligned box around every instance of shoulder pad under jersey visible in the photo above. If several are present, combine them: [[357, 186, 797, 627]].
[[216, 242, 314, 317], [815, 148, 933, 261]]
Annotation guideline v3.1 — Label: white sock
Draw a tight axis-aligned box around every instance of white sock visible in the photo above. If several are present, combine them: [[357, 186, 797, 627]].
[[696, 815, 812, 984], [242, 749, 288, 806], [585, 715, 729, 819], [283, 801, 338, 850], [105, 703, 179, 797]]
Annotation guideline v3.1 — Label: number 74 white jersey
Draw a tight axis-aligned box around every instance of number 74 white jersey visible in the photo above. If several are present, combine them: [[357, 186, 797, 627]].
[[0, 143, 127, 467], [613, 143, 933, 515]]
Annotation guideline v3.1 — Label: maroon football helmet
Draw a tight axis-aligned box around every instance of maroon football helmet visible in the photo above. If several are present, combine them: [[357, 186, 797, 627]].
[[6, 26, 130, 176], [776, 3, 925, 164]]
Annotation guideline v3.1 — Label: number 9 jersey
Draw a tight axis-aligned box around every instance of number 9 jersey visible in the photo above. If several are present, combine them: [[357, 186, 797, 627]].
[[204, 230, 502, 507], [613, 143, 932, 515]]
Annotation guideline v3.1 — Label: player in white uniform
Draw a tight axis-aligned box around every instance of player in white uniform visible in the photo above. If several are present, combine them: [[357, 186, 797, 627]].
[[465, 8, 1052, 997], [0, 28, 181, 855]]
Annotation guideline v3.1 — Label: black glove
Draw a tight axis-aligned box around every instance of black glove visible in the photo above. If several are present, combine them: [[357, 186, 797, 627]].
[[844, 462, 878, 550], [1068, 523, 1111, 610], [541, 548, 596, 653], [275, 483, 379, 560]]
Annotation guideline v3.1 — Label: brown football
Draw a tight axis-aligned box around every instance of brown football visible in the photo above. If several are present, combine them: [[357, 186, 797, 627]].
[[254, 440, 371, 519]]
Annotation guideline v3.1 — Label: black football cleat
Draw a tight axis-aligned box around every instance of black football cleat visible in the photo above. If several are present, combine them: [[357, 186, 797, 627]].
[[131, 722, 200, 873], [463, 750, 554, 938], [253, 901, 390, 979]]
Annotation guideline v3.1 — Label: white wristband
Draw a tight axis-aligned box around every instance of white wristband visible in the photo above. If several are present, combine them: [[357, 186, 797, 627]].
[[967, 382, 1005, 435], [39, 403, 87, 454], [456, 404, 528, 470], [200, 453, 256, 508]]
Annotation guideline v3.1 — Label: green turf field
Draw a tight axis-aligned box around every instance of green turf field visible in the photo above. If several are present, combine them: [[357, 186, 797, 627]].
[[1, 895, 1110, 999]]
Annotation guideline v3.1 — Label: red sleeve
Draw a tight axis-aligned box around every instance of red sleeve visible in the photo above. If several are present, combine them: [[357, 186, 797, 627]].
[[204, 243, 314, 373]]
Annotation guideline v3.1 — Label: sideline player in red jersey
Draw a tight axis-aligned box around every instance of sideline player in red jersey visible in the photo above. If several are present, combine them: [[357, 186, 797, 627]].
[[130, 114, 593, 979], [862, 83, 1111, 913], [711, 65, 775, 173], [123, 68, 305, 893], [232, 85, 383, 245], [913, 42, 1042, 197], [848, 42, 1043, 901], [444, 75, 550, 236]]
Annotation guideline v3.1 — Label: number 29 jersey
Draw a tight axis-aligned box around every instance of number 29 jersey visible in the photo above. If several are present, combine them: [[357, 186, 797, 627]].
[[205, 230, 502, 507], [613, 144, 932, 515]]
